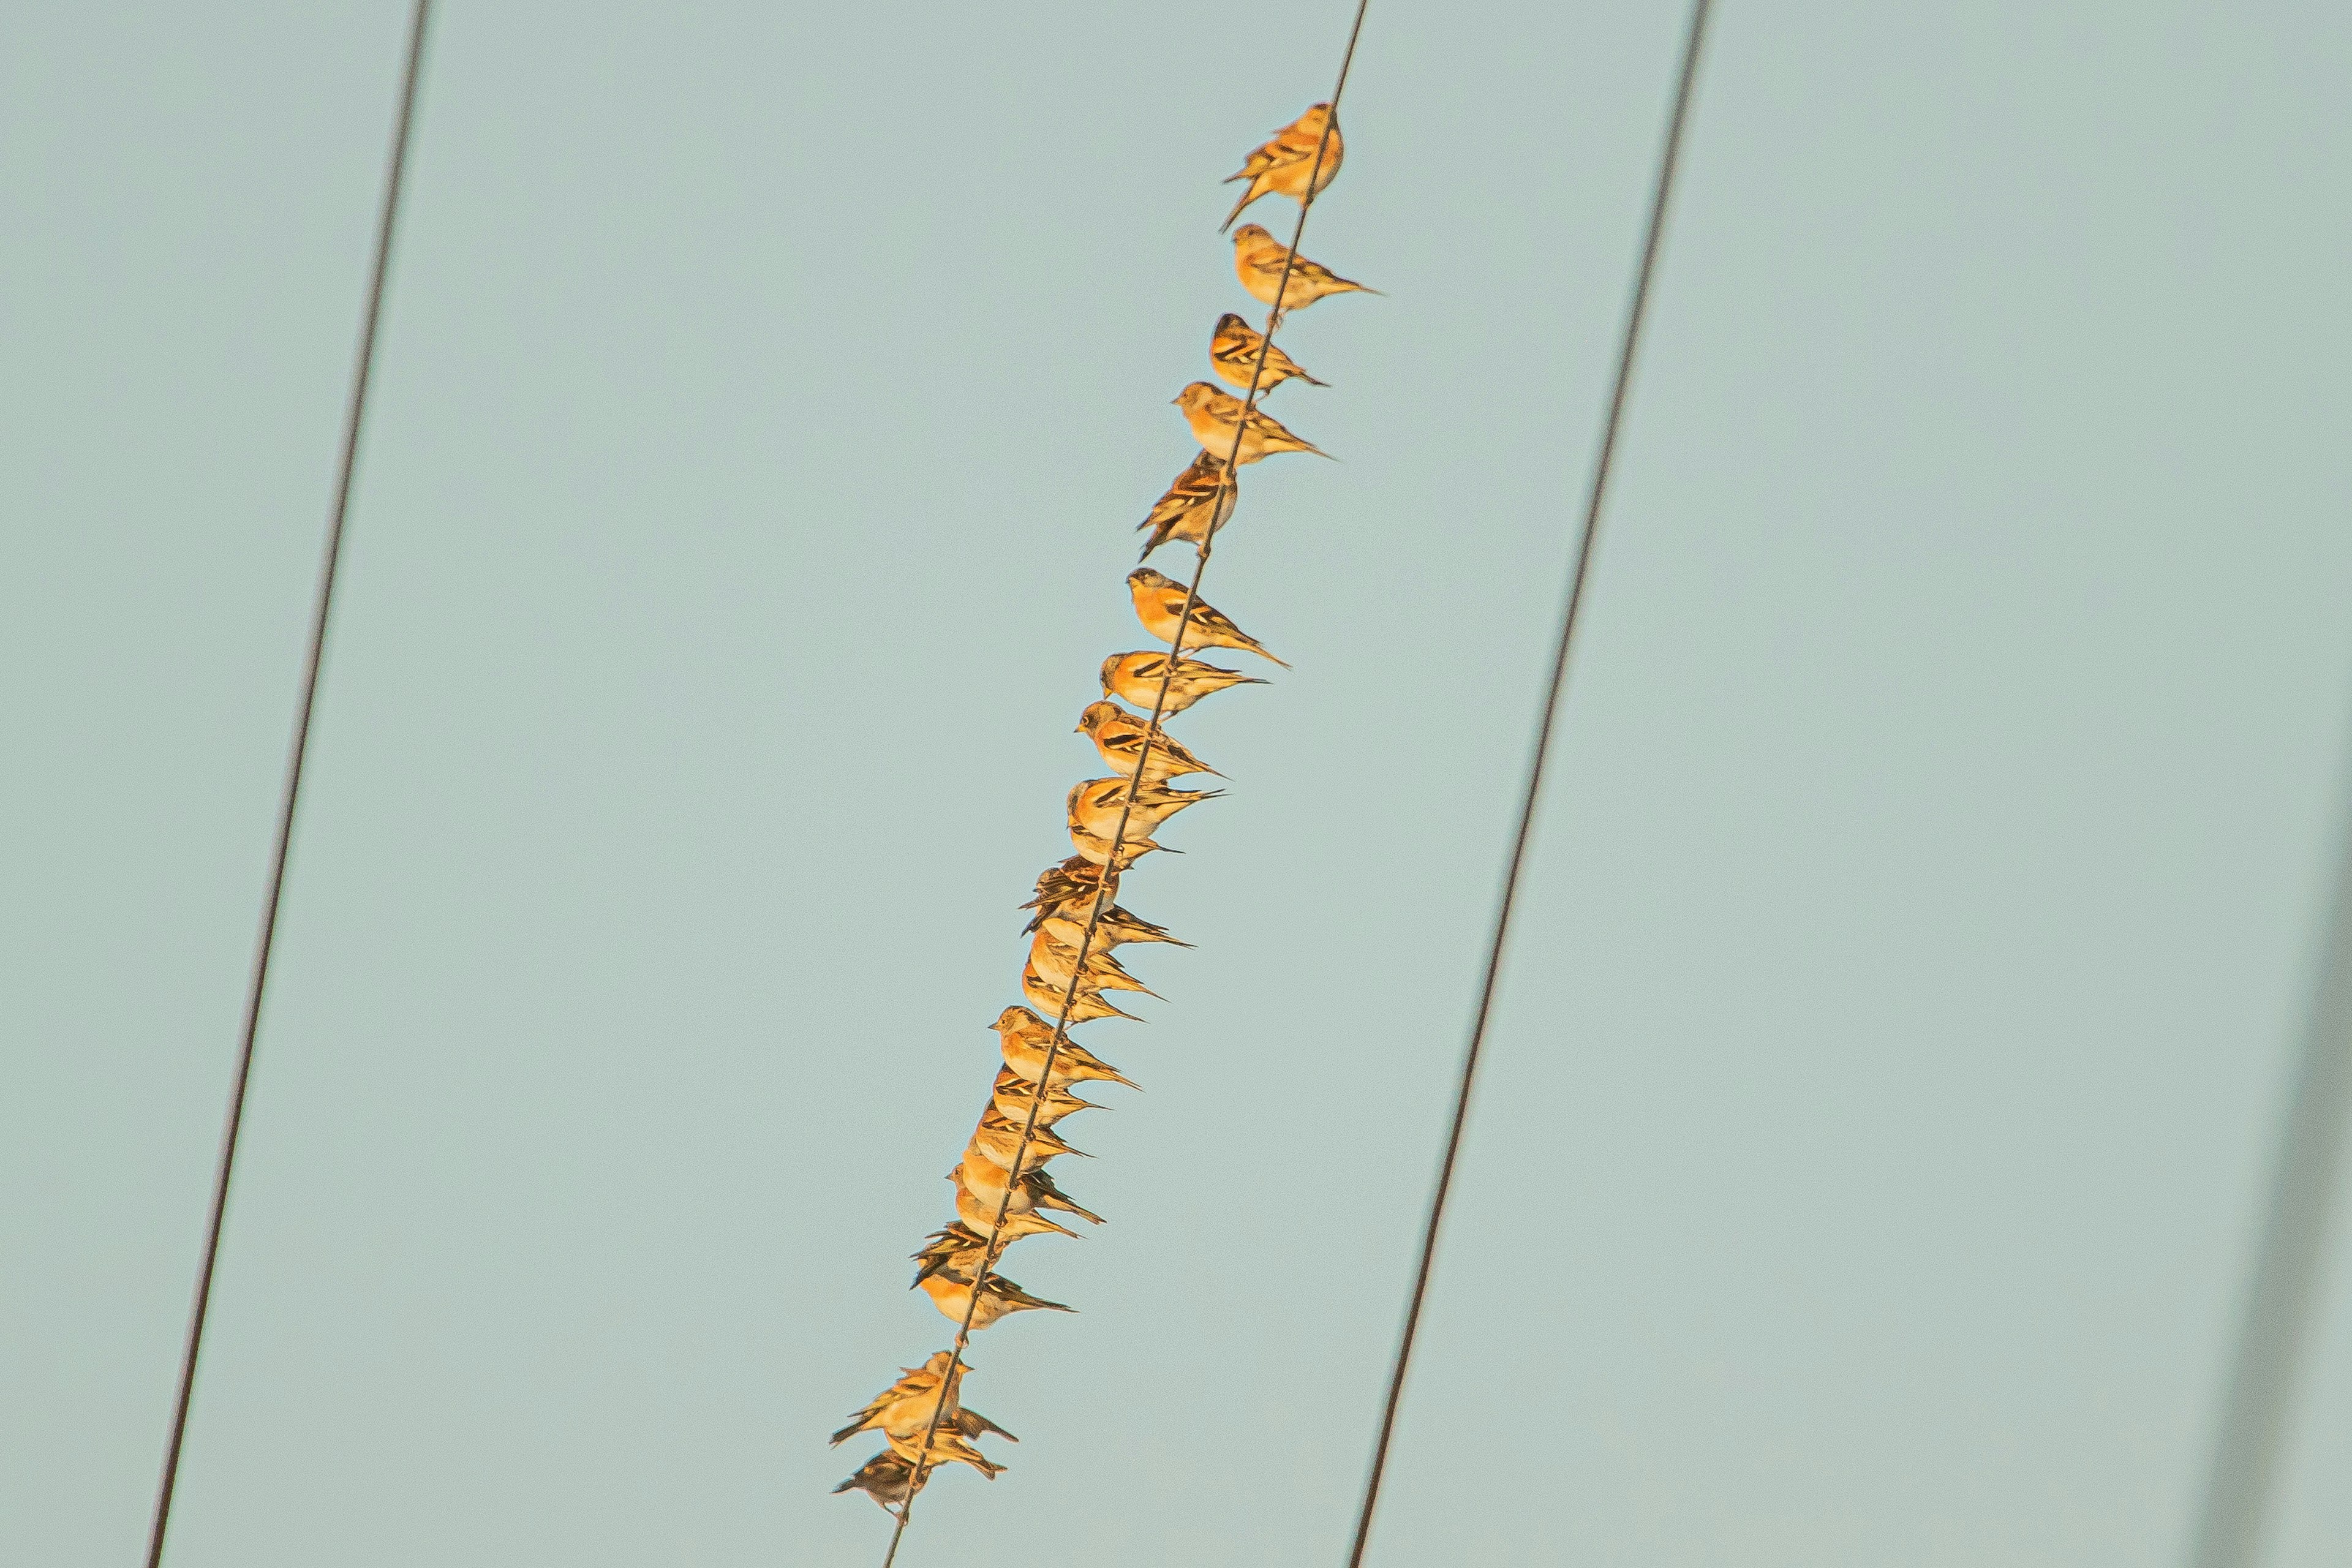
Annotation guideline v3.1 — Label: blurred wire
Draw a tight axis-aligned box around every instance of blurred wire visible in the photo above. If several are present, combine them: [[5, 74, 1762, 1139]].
[[2186, 722, 2352, 1568], [1343, 1, 1714, 1562], [142, 4, 434, 1564]]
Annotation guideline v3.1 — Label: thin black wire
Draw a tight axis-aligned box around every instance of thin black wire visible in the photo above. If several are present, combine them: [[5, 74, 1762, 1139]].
[[878, 5, 1372, 1561], [2185, 718, 2352, 1568], [143, 6, 433, 1565], [1343, 2, 1712, 1562]]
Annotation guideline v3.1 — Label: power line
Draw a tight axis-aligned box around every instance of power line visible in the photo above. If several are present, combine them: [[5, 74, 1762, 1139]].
[[141, 5, 434, 1564], [878, 4, 1373, 1561], [1342, 2, 1713, 1562], [2185, 715, 2352, 1568]]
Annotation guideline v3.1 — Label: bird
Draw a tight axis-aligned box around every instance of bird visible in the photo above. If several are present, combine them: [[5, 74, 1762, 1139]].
[[910, 1224, 997, 1286], [1020, 859, 1189, 948], [960, 1149, 1104, 1226], [951, 1172, 1078, 1242], [834, 1451, 924, 1510], [1067, 775, 1216, 845], [1137, 450, 1240, 560], [831, 1351, 1017, 1448], [1231, 223, 1376, 322], [1210, 311, 1326, 393], [1077, 698, 1221, 783], [1032, 900, 1185, 953], [1021, 1163, 1104, 1224], [916, 1265, 1076, 1332], [967, 1104, 1089, 1169], [1101, 650, 1266, 717], [1066, 818, 1176, 870], [884, 1427, 1004, 1479], [1028, 926, 1159, 1000], [989, 1006, 1138, 1088], [1175, 381, 1330, 465], [1023, 952, 1141, 1022], [1221, 102, 1343, 232], [990, 1065, 1099, 1128], [1128, 567, 1289, 666]]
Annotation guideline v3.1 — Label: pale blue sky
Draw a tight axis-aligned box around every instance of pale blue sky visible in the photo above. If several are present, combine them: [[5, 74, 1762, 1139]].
[[6, 2, 2352, 1565]]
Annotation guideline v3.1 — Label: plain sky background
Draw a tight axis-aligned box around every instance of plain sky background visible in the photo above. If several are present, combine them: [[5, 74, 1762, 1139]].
[[6, 1, 2352, 1564]]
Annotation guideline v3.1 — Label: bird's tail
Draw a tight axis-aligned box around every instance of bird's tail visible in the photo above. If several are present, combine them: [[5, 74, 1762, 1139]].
[[1238, 637, 1292, 669], [826, 1420, 865, 1447], [1219, 181, 1259, 232]]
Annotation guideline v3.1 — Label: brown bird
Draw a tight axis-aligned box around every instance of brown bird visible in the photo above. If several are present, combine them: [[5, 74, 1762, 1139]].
[[1023, 951, 1142, 1022], [1175, 380, 1330, 465], [967, 1104, 1089, 1169], [1137, 450, 1240, 561], [1022, 856, 1118, 925], [989, 1006, 1138, 1088], [1221, 102, 1343, 232], [1077, 698, 1221, 784], [950, 1172, 1078, 1242], [1068, 775, 1217, 845], [834, 1451, 924, 1510], [884, 1427, 1003, 1479], [1033, 902, 1185, 954], [960, 1148, 1103, 1226], [1066, 818, 1177, 871], [1210, 311, 1326, 393], [1020, 859, 1188, 949], [1128, 566, 1288, 666], [990, 1065, 1099, 1128], [1101, 650, 1266, 716], [830, 1350, 1017, 1448], [1028, 926, 1159, 1000], [1232, 222, 1376, 322], [916, 1266, 1074, 1332]]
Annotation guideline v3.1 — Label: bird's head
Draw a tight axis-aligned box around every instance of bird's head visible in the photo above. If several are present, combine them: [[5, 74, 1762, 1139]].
[[1173, 382, 1219, 411], [1214, 311, 1248, 334], [987, 1005, 1042, 1035], [1231, 222, 1273, 248], [1076, 699, 1123, 734], [1128, 565, 1174, 590]]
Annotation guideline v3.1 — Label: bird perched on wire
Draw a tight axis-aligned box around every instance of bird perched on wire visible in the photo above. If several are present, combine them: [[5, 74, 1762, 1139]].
[[1066, 816, 1178, 870], [1068, 775, 1217, 845], [1210, 311, 1326, 393], [884, 1427, 1005, 1479], [1101, 650, 1265, 717], [917, 1264, 1074, 1331], [968, 1104, 1089, 1169], [1137, 450, 1240, 560], [1221, 101, 1343, 232], [1175, 381, 1330, 465], [1232, 223, 1376, 323], [1021, 951, 1140, 1023], [960, 1149, 1104, 1226], [1077, 699, 1221, 784], [989, 1005, 1138, 1088], [1020, 858, 1189, 949], [834, 1451, 924, 1510], [831, 1351, 1016, 1448], [990, 1065, 1099, 1128], [950, 1172, 1078, 1242], [1128, 567, 1289, 666], [1028, 927, 1159, 1001]]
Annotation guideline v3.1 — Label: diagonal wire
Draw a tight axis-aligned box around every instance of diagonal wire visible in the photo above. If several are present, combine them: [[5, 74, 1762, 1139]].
[[2185, 712, 2352, 1568], [142, 4, 434, 1564], [878, 2, 1373, 1561], [1343, 2, 1713, 1562]]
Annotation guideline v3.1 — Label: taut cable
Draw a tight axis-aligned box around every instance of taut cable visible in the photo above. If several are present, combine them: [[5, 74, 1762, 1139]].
[[1343, 2, 1713, 1562], [143, 4, 435, 1566]]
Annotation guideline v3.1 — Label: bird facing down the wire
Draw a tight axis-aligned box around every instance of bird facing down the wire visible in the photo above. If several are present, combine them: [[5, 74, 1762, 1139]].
[[1020, 858, 1189, 949], [884, 1427, 1004, 1479], [1221, 101, 1343, 232], [834, 1451, 924, 1510], [1137, 450, 1240, 560], [1128, 567, 1289, 667], [916, 1265, 1077, 1331], [1077, 699, 1222, 784], [1101, 650, 1266, 717], [968, 1104, 1089, 1169], [990, 1065, 1099, 1128], [951, 1172, 1079, 1242], [1027, 926, 1159, 1000], [1210, 311, 1326, 393], [1067, 775, 1218, 845], [990, 1005, 1139, 1088], [1232, 223, 1376, 322], [1175, 381, 1330, 466]]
